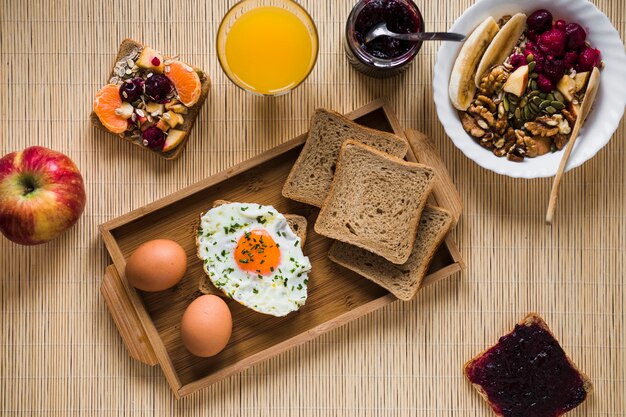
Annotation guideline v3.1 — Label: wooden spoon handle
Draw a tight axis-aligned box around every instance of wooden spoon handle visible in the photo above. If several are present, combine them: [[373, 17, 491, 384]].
[[545, 67, 600, 224], [545, 120, 583, 224]]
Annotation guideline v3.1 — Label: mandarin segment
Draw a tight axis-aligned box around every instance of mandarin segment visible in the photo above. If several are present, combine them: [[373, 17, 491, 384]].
[[93, 84, 129, 134], [166, 60, 202, 107]]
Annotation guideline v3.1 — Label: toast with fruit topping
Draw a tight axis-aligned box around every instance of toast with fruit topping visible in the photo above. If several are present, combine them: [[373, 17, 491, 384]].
[[464, 313, 592, 417], [91, 38, 211, 159]]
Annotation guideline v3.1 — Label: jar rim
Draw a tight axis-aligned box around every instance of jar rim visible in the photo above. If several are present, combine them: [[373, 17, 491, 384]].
[[345, 0, 425, 68]]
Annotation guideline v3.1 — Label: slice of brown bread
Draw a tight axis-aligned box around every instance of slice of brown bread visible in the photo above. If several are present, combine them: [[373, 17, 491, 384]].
[[90, 38, 211, 160], [198, 201, 308, 295], [315, 140, 436, 264], [463, 313, 593, 417], [282, 108, 409, 207], [328, 205, 453, 300]]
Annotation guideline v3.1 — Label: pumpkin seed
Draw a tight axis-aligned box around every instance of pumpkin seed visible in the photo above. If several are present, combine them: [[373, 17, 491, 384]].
[[528, 90, 540, 98], [503, 97, 510, 111], [546, 106, 557, 114], [540, 100, 552, 109], [531, 80, 538, 90], [530, 72, 539, 79], [554, 91, 565, 103], [551, 101, 565, 110], [515, 108, 521, 119], [546, 93, 555, 101], [532, 96, 543, 106], [524, 106, 532, 120], [539, 93, 547, 99], [530, 102, 541, 113], [526, 53, 534, 63], [528, 61, 536, 72]]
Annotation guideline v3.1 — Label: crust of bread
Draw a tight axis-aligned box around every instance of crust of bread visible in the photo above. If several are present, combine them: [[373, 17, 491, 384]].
[[90, 38, 211, 160], [328, 205, 453, 301], [282, 108, 409, 207], [315, 140, 435, 264]]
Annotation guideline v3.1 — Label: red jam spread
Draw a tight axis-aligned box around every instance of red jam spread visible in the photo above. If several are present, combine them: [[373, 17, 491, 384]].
[[465, 320, 588, 417], [354, 0, 421, 59]]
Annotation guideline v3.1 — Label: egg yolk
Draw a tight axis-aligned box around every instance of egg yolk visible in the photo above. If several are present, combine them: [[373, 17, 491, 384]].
[[234, 229, 281, 275]]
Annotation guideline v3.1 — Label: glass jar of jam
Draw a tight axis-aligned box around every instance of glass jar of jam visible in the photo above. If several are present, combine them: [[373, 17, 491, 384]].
[[344, 0, 424, 78]]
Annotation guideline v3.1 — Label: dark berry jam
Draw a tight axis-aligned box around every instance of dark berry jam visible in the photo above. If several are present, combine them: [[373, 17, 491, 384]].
[[354, 0, 421, 59], [465, 319, 589, 417]]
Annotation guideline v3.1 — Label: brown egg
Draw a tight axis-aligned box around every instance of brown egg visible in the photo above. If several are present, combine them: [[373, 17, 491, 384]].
[[125, 239, 187, 292], [181, 295, 232, 357]]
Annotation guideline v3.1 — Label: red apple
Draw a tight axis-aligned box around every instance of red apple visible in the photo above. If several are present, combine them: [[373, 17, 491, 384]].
[[0, 146, 86, 245]]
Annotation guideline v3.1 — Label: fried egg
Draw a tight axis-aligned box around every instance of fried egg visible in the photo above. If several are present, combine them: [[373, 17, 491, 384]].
[[196, 202, 311, 317]]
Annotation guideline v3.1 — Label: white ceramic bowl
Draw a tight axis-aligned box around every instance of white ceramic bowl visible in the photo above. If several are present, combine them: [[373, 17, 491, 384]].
[[433, 0, 626, 178]]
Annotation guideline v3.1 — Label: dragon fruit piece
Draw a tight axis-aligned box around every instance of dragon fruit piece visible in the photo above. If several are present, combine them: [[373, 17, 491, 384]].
[[526, 29, 538, 43], [578, 48, 601, 71], [141, 126, 166, 149], [537, 74, 555, 92], [565, 23, 587, 50], [509, 54, 527, 69], [543, 59, 566, 82], [539, 28, 567, 57], [564, 51, 579, 69], [527, 9, 553, 34]]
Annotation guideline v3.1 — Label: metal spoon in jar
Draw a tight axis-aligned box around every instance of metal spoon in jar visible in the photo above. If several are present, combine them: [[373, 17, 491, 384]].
[[364, 22, 466, 44]]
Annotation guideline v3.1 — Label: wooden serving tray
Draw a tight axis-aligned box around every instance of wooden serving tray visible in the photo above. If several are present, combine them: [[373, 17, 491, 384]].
[[99, 99, 465, 398]]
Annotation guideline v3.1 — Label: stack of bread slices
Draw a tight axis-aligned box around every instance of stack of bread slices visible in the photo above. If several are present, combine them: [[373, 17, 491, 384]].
[[282, 109, 455, 301]]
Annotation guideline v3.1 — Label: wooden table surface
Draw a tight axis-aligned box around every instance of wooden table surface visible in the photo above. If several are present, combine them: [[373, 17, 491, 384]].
[[1, 0, 624, 415]]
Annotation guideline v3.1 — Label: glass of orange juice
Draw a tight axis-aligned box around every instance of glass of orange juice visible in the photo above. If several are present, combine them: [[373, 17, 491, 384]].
[[217, 0, 319, 96]]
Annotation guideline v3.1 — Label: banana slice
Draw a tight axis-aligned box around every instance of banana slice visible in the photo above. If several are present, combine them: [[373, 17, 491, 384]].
[[449, 16, 500, 111], [474, 13, 527, 87]]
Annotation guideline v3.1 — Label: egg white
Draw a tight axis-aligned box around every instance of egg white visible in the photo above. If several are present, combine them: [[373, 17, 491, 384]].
[[196, 202, 311, 317]]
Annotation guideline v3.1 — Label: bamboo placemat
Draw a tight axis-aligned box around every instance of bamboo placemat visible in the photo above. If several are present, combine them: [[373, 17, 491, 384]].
[[1, 0, 624, 415]]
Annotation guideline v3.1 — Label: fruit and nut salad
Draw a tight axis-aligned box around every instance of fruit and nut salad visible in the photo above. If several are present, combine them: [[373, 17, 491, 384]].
[[93, 44, 207, 155], [449, 9, 602, 162]]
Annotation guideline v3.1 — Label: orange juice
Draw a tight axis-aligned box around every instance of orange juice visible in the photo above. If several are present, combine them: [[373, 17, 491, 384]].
[[220, 6, 317, 95]]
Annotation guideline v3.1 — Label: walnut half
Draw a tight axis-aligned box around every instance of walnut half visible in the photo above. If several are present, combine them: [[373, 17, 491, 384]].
[[461, 113, 486, 138]]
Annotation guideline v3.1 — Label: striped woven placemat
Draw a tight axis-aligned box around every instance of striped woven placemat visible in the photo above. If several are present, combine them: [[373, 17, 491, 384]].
[[1, 0, 624, 415]]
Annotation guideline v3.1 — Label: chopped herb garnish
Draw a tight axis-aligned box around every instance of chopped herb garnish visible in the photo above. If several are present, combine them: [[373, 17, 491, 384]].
[[241, 207, 249, 211], [253, 288, 258, 294]]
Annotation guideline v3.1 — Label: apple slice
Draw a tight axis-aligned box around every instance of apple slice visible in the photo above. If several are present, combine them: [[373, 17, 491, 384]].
[[136, 47, 165, 73], [156, 119, 170, 132], [169, 104, 188, 114], [503, 65, 529, 97], [574, 71, 590, 93], [146, 102, 164, 116], [163, 111, 180, 128], [115, 102, 134, 119], [557, 75, 576, 102], [567, 100, 580, 119], [163, 129, 186, 152]]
